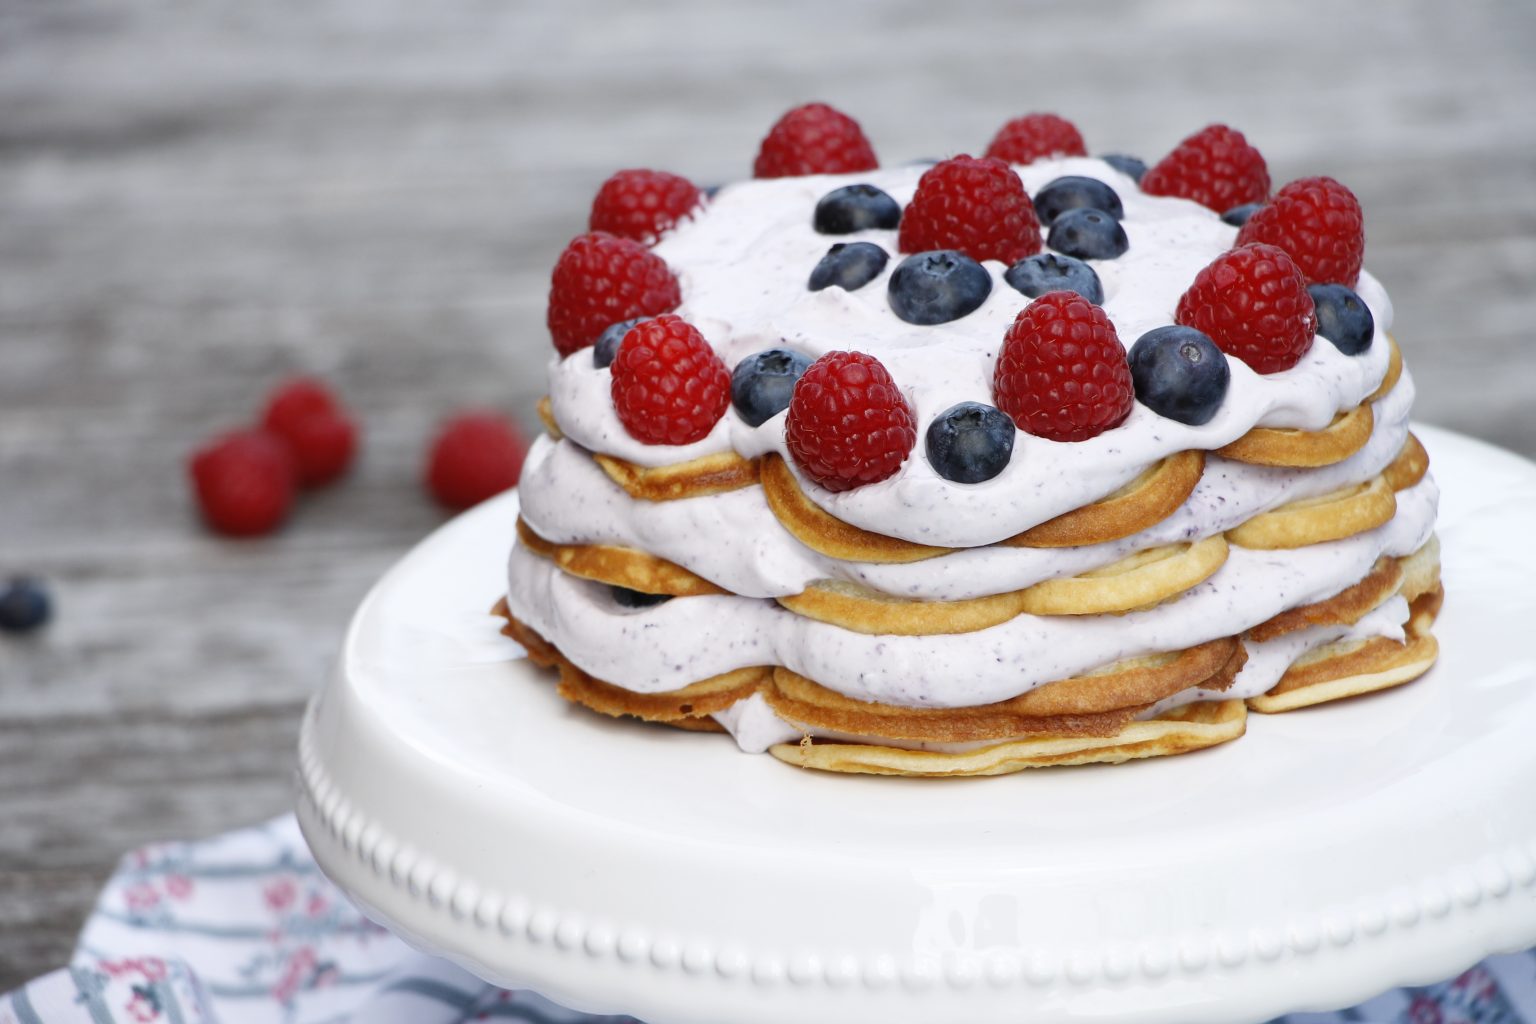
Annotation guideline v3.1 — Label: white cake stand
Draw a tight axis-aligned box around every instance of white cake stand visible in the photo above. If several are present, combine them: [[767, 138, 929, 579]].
[[297, 425, 1536, 1024]]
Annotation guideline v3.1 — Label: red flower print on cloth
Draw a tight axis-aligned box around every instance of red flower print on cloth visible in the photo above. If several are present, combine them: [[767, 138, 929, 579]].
[[262, 877, 296, 913]]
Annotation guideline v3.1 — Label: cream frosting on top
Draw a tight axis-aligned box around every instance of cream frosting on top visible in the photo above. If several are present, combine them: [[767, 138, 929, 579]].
[[546, 157, 1394, 547]]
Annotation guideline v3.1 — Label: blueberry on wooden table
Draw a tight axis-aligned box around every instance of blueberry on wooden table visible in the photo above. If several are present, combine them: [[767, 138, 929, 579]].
[[0, 577, 51, 634]]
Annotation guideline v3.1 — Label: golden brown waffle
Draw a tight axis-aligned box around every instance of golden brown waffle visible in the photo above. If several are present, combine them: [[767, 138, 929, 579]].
[[759, 453, 949, 563], [1384, 431, 1429, 490], [1367, 335, 1404, 403], [536, 396, 563, 439], [498, 605, 748, 729], [1247, 557, 1405, 642], [1218, 402, 1374, 467], [593, 451, 759, 501], [1001, 451, 1206, 548], [516, 519, 723, 596], [1227, 474, 1396, 549], [1228, 432, 1427, 549], [777, 536, 1229, 632], [767, 700, 1247, 776], [1245, 535, 1437, 647], [1247, 585, 1442, 713], [765, 638, 1244, 739], [760, 450, 1203, 563], [764, 668, 1142, 742], [497, 598, 1243, 738]]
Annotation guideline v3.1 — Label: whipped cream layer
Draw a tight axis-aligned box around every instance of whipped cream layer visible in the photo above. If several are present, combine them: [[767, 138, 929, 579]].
[[521, 367, 1415, 602], [506, 475, 1437, 710], [708, 588, 1415, 755], [546, 157, 1396, 547]]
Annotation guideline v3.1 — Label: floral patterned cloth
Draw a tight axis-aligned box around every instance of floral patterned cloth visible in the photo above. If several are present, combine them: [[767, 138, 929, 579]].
[[3, 815, 1533, 1024]]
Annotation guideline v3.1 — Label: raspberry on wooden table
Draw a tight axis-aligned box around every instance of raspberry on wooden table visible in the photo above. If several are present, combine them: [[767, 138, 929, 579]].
[[785, 351, 915, 492], [753, 102, 879, 179], [546, 232, 682, 357], [426, 412, 528, 511], [1236, 176, 1365, 287], [610, 315, 732, 445], [898, 155, 1042, 265], [984, 113, 1087, 165], [994, 291, 1134, 443], [1141, 124, 1270, 213], [260, 376, 357, 487], [1175, 243, 1316, 375], [188, 429, 296, 537], [588, 169, 703, 245]]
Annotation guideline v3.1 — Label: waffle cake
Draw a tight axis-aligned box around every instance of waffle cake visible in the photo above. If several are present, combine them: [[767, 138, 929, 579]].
[[500, 105, 1441, 776]]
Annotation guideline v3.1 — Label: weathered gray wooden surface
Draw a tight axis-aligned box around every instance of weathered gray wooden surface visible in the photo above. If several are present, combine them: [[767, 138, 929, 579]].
[[2, 0, 1535, 990]]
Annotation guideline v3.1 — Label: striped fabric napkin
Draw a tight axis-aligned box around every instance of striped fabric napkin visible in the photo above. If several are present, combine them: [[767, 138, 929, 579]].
[[2, 815, 1531, 1024]]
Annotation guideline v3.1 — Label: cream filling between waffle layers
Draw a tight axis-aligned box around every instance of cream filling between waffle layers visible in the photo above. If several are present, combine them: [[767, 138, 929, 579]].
[[711, 594, 1414, 754], [519, 369, 1415, 602], [545, 157, 1395, 548], [504, 475, 1437, 710]]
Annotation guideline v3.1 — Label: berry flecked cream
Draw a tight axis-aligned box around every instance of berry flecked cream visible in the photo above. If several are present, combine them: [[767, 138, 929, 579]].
[[496, 104, 1441, 777]]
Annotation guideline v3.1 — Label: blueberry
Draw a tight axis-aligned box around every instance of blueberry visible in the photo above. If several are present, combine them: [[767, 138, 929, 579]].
[[1003, 253, 1104, 303], [925, 402, 1015, 483], [1221, 203, 1262, 227], [1047, 208, 1129, 260], [814, 184, 901, 234], [1128, 326, 1231, 426], [1100, 153, 1147, 182], [0, 577, 51, 634], [808, 242, 889, 293], [731, 348, 813, 427], [1031, 176, 1125, 226], [594, 317, 645, 369], [611, 585, 673, 609], [1308, 283, 1375, 356], [887, 250, 992, 325]]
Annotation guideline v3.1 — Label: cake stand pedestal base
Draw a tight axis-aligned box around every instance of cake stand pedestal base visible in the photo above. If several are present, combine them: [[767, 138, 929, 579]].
[[298, 425, 1536, 1024]]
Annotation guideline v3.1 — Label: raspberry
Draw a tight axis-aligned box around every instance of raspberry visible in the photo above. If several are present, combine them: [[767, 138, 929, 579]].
[[984, 113, 1087, 165], [588, 168, 703, 245], [1236, 175, 1364, 287], [994, 292, 1134, 442], [753, 103, 878, 179], [426, 412, 528, 510], [897, 155, 1042, 265], [610, 315, 731, 445], [1141, 124, 1270, 213], [188, 429, 295, 536], [1175, 243, 1316, 375], [546, 232, 681, 357], [260, 376, 357, 487], [785, 351, 914, 492]]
